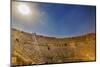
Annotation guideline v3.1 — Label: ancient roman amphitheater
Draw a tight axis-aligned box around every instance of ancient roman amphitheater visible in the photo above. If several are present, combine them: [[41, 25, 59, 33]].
[[11, 28, 96, 66]]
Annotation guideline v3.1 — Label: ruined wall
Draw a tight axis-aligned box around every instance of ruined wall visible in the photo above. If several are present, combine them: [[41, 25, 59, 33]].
[[11, 28, 96, 66]]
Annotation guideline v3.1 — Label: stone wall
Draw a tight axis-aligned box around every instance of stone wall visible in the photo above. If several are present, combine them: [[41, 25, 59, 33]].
[[11, 28, 96, 66]]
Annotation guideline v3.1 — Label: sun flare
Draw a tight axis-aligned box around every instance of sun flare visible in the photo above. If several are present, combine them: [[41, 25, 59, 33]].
[[18, 4, 30, 15]]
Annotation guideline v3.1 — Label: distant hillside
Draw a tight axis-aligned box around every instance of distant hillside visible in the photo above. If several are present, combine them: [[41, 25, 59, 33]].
[[11, 28, 96, 66]]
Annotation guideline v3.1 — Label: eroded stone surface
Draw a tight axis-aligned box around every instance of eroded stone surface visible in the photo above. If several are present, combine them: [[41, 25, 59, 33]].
[[11, 28, 96, 66]]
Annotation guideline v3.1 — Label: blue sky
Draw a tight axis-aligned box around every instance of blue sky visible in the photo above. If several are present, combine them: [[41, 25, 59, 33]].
[[12, 1, 96, 37]]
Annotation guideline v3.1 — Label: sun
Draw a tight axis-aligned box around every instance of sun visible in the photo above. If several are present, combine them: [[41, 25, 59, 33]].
[[18, 4, 30, 15]]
